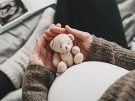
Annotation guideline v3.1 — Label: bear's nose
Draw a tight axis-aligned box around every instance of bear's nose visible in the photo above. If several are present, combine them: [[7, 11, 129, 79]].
[[65, 46, 68, 50]]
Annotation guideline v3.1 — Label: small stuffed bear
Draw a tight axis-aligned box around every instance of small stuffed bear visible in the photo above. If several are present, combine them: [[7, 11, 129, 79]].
[[50, 34, 84, 74]]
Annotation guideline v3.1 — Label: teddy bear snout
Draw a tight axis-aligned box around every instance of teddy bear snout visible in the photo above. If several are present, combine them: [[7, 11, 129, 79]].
[[65, 46, 68, 50], [64, 45, 71, 52]]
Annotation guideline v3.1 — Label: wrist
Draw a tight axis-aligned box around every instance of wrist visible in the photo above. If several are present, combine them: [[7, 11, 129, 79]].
[[29, 55, 45, 68], [29, 58, 56, 72], [28, 64, 56, 73], [29, 54, 56, 72]]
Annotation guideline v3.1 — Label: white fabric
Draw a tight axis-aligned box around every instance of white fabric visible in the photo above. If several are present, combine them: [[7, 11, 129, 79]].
[[1, 89, 22, 101], [0, 12, 42, 64], [0, 0, 56, 64], [0, 7, 55, 88], [48, 62, 129, 101]]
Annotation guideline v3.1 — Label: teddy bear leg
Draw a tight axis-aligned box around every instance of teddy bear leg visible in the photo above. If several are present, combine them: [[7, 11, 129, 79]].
[[74, 53, 84, 64], [57, 61, 68, 74]]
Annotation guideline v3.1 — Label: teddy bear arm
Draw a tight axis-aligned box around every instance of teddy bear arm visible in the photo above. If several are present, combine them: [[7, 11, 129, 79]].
[[53, 53, 61, 67], [72, 46, 80, 55]]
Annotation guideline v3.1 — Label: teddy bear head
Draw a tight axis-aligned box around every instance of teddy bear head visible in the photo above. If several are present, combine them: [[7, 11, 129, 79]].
[[50, 34, 74, 53]]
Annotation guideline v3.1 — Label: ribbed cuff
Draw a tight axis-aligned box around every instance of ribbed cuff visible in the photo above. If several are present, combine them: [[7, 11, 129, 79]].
[[86, 35, 115, 64], [26, 64, 56, 89]]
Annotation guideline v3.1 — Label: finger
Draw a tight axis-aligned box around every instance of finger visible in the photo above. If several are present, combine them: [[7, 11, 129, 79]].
[[35, 38, 42, 53], [45, 30, 56, 37], [56, 23, 61, 27], [41, 34, 47, 45], [65, 25, 90, 41], [34, 34, 47, 56], [44, 24, 58, 37], [47, 24, 62, 37], [41, 47, 47, 56], [48, 24, 55, 30], [50, 26, 67, 34], [37, 34, 47, 50], [45, 35, 53, 41]]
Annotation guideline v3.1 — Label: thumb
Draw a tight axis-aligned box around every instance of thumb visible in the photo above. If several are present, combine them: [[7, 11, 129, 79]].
[[35, 34, 46, 53], [56, 23, 61, 27], [41, 47, 47, 56], [35, 38, 41, 53]]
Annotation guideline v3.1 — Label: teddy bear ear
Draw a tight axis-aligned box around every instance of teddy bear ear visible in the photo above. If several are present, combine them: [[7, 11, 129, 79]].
[[68, 34, 74, 41], [50, 40, 54, 49]]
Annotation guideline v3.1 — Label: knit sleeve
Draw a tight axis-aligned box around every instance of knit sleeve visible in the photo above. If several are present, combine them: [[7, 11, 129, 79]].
[[22, 65, 56, 101], [86, 36, 135, 70]]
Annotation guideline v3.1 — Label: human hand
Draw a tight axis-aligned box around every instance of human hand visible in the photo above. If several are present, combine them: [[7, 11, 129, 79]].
[[29, 34, 55, 71], [29, 24, 62, 71], [65, 25, 93, 59], [44, 23, 66, 41], [47, 24, 93, 60]]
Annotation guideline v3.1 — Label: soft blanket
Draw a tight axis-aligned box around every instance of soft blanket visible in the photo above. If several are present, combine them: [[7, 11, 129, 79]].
[[117, 0, 135, 50]]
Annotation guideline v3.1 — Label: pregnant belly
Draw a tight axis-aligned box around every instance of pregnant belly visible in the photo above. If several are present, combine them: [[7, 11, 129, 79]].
[[48, 61, 129, 101]]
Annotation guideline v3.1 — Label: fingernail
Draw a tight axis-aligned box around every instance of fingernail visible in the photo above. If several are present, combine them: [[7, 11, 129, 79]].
[[65, 25, 69, 28], [56, 23, 61, 27]]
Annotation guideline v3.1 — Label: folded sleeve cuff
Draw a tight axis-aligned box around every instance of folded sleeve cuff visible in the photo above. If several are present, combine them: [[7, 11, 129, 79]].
[[25, 65, 56, 89]]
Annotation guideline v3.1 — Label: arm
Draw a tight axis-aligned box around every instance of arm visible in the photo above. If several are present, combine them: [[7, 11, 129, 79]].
[[86, 36, 135, 70], [22, 65, 56, 101]]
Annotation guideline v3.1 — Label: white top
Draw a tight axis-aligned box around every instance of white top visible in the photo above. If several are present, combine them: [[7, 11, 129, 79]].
[[48, 62, 129, 101]]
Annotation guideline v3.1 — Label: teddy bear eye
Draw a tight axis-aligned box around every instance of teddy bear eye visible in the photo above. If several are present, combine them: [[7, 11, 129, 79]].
[[68, 43, 70, 45], [60, 45, 62, 48]]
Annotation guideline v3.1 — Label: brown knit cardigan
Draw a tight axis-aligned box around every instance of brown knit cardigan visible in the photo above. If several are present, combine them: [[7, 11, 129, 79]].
[[22, 36, 135, 101]]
